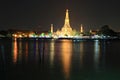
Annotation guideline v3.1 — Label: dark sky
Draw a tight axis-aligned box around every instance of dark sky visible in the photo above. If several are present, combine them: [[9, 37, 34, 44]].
[[0, 0, 120, 31]]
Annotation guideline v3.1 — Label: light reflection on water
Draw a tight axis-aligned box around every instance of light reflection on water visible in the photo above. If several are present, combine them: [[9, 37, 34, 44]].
[[35, 40, 39, 63], [94, 40, 100, 70], [80, 41, 84, 68], [50, 39, 55, 67], [11, 39, 104, 78], [25, 40, 28, 62], [18, 39, 22, 62], [12, 38, 18, 63], [61, 40, 72, 79], [2, 38, 120, 80]]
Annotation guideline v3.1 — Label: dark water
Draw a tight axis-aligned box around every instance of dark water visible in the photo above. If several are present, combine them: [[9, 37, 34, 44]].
[[0, 38, 120, 80]]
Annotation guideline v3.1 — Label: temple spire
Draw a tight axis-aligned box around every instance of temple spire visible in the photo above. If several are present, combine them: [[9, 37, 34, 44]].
[[51, 24, 53, 33], [80, 24, 83, 33], [64, 9, 70, 27], [56, 9, 73, 36]]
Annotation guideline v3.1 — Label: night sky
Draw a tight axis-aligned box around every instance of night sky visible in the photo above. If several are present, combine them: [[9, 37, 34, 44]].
[[0, 0, 120, 31]]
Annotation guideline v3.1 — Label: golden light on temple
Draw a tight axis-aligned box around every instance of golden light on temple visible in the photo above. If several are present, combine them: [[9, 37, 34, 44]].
[[51, 24, 53, 33], [56, 9, 73, 37], [80, 24, 83, 33], [64, 9, 70, 26]]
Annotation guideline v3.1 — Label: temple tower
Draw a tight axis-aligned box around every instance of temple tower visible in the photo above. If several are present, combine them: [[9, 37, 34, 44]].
[[80, 24, 83, 33], [61, 9, 73, 36], [64, 9, 70, 27], [51, 24, 53, 33]]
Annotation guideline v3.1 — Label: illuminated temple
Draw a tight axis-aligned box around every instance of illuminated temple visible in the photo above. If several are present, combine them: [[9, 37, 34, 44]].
[[12, 9, 85, 38], [11, 9, 111, 39], [55, 9, 73, 37]]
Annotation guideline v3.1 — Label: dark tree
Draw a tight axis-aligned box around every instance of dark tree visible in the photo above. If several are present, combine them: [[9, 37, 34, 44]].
[[98, 25, 117, 36], [0, 30, 8, 36]]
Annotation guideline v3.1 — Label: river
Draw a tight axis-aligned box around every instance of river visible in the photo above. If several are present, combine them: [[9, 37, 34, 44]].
[[0, 38, 120, 80]]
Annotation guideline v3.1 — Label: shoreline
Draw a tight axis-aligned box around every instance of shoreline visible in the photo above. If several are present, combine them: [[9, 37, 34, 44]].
[[0, 37, 120, 41]]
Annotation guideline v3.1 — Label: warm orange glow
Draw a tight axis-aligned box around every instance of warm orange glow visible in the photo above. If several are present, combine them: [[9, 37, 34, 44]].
[[61, 40, 72, 79], [13, 34, 18, 38], [18, 35, 22, 38], [13, 38, 18, 63]]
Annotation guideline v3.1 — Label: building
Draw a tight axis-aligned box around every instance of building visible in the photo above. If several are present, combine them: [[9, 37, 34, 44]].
[[56, 9, 73, 37], [80, 24, 83, 33]]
